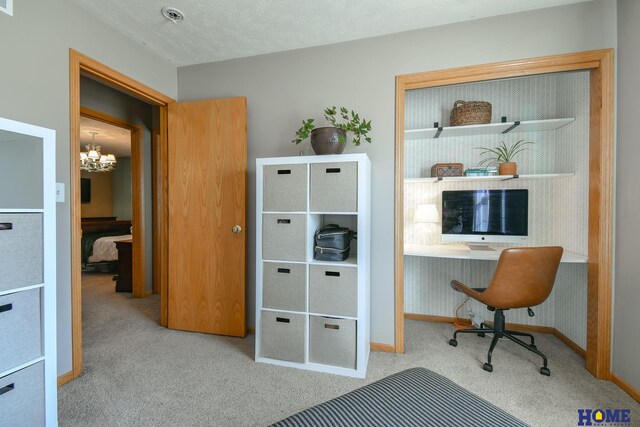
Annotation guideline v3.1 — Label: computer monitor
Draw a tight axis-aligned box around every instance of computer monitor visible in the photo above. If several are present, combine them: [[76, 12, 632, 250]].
[[441, 189, 528, 245]]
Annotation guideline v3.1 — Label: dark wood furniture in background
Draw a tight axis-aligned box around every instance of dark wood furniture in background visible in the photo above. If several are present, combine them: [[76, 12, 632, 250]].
[[80, 218, 131, 235], [114, 239, 133, 292]]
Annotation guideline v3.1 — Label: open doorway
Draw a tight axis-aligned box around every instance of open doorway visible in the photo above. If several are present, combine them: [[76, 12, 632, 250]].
[[79, 114, 136, 289], [66, 49, 174, 384]]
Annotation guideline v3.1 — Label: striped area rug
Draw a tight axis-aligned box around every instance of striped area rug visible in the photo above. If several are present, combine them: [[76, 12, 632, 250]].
[[272, 367, 528, 427]]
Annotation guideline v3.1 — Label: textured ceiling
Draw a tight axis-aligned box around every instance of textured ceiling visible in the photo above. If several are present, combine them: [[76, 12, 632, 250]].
[[80, 117, 131, 157], [70, 0, 588, 67]]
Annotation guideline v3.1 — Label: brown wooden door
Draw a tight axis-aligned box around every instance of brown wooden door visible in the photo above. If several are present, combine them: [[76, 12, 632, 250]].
[[167, 97, 246, 337]]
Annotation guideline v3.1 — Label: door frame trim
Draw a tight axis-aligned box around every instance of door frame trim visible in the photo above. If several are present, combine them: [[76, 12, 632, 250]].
[[80, 106, 145, 298], [394, 49, 614, 379], [69, 49, 174, 381]]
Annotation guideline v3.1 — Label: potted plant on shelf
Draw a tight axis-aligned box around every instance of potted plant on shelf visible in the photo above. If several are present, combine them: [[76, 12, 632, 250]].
[[477, 139, 533, 175], [292, 106, 372, 155]]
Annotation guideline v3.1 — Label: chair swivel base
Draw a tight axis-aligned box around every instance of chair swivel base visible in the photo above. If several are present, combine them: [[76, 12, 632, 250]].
[[448, 309, 551, 376]]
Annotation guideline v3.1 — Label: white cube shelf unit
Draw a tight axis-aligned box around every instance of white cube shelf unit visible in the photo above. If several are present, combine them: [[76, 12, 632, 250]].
[[0, 117, 57, 425], [255, 153, 371, 378]]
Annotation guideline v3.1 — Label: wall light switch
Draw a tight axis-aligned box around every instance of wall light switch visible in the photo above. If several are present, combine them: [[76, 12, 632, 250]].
[[56, 182, 65, 203]]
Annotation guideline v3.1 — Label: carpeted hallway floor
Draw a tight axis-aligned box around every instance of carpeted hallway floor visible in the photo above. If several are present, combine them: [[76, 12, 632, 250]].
[[58, 272, 640, 426]]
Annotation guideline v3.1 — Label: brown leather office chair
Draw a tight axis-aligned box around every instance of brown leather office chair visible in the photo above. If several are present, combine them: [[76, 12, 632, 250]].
[[448, 246, 563, 376]]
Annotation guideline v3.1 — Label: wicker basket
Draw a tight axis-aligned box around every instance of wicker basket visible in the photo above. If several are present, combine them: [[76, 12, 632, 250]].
[[449, 100, 492, 126]]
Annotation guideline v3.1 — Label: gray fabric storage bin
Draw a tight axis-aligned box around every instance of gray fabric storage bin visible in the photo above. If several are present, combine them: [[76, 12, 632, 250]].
[[310, 162, 357, 212], [262, 214, 306, 262], [263, 262, 306, 312], [260, 311, 305, 363], [263, 164, 308, 212], [309, 265, 357, 317], [0, 361, 44, 427], [0, 214, 43, 292], [309, 316, 356, 369], [0, 288, 42, 373]]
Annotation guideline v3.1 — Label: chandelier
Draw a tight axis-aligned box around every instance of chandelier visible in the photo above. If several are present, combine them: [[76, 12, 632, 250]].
[[80, 132, 117, 172]]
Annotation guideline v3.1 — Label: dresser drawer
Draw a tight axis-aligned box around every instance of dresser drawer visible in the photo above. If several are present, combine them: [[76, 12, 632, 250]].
[[263, 164, 308, 212], [0, 288, 42, 373], [309, 265, 357, 317], [260, 311, 305, 363], [310, 162, 357, 212], [0, 361, 44, 427], [262, 214, 306, 262], [262, 262, 306, 312], [0, 213, 43, 292], [309, 316, 356, 369]]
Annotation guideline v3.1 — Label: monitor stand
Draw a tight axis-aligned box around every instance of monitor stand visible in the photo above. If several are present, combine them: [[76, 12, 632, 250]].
[[467, 244, 496, 252]]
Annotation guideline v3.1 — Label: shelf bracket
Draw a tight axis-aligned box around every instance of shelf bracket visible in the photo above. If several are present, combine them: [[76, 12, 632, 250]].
[[501, 174, 520, 181], [502, 121, 520, 134], [434, 126, 444, 138]]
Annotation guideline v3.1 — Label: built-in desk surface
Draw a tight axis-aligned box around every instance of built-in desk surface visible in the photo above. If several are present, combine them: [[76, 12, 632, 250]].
[[404, 244, 587, 263]]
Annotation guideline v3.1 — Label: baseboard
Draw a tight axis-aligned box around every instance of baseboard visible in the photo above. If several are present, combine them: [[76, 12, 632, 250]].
[[405, 313, 459, 323], [611, 374, 640, 403], [552, 329, 586, 359], [370, 342, 396, 352], [405, 312, 585, 359], [57, 370, 75, 387]]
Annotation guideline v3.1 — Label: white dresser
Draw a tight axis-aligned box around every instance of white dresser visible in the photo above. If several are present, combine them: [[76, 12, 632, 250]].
[[255, 153, 371, 378], [0, 117, 57, 426]]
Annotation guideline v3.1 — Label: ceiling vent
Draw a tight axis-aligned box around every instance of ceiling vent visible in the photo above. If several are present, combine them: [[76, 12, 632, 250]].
[[0, 0, 13, 16], [161, 7, 184, 23]]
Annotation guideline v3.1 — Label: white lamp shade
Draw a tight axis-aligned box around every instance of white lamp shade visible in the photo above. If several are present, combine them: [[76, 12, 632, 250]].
[[106, 154, 116, 163], [414, 204, 439, 223], [99, 155, 108, 163], [88, 149, 99, 160], [80, 152, 88, 161]]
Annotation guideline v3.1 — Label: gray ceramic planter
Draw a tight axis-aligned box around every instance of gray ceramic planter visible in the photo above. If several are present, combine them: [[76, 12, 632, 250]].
[[310, 127, 347, 155]]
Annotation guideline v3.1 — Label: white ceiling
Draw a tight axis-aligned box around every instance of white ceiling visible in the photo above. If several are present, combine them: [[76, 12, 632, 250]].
[[70, 0, 588, 67], [80, 116, 131, 157]]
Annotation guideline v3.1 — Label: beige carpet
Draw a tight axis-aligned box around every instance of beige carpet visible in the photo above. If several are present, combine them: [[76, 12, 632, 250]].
[[58, 272, 640, 426]]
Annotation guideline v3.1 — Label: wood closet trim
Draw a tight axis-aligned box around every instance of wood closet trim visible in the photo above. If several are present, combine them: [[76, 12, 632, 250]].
[[69, 49, 174, 383], [394, 49, 614, 380]]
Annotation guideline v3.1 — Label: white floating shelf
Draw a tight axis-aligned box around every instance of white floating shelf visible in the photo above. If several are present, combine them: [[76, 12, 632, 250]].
[[405, 173, 575, 183], [404, 117, 575, 140]]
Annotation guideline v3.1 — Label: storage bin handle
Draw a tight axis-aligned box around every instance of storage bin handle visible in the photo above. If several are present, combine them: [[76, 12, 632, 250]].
[[276, 317, 290, 323], [276, 219, 291, 224], [325, 271, 340, 277], [0, 383, 14, 396], [277, 268, 290, 274], [0, 223, 12, 231], [324, 324, 340, 330], [277, 169, 291, 175], [0, 303, 12, 314], [326, 168, 341, 174]]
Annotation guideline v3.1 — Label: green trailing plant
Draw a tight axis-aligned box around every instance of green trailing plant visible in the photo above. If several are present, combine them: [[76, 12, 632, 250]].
[[293, 106, 372, 146], [477, 139, 533, 167]]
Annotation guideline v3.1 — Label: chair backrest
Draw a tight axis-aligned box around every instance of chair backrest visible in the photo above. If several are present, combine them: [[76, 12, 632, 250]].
[[480, 247, 564, 309]]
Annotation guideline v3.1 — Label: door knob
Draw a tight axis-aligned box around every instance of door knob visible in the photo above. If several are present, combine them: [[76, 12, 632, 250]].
[[232, 225, 243, 234]]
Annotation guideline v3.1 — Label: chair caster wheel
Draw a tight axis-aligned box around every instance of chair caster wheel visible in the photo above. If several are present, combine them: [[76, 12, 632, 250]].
[[540, 367, 550, 376], [483, 363, 493, 372], [477, 332, 485, 337], [449, 339, 457, 347]]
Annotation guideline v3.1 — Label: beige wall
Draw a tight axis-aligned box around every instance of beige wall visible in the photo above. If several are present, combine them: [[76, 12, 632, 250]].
[[178, 0, 617, 346], [80, 171, 114, 218], [0, 0, 177, 375], [614, 0, 640, 393]]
